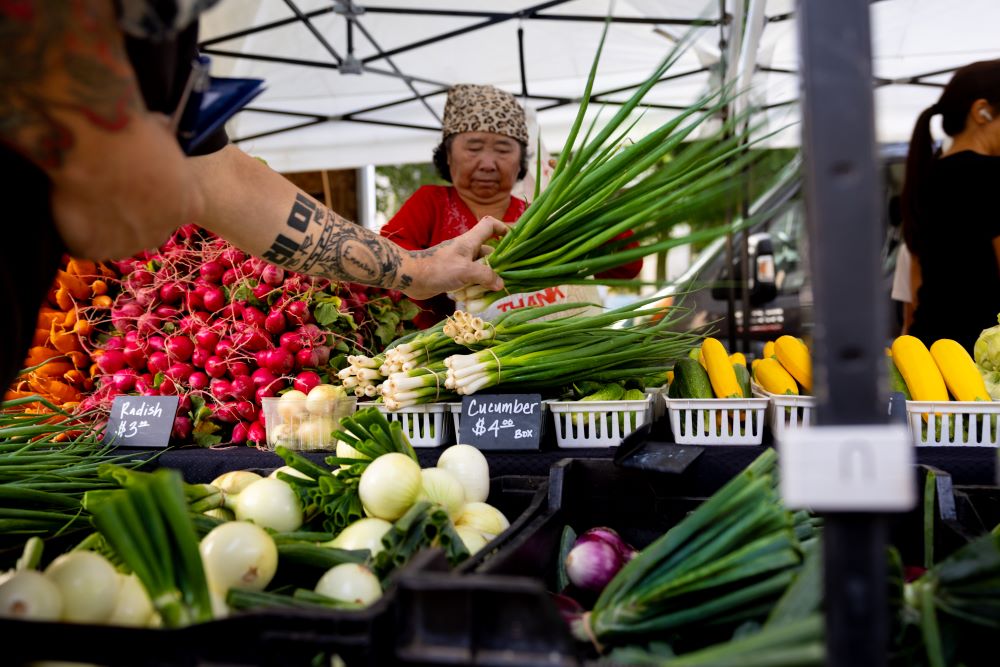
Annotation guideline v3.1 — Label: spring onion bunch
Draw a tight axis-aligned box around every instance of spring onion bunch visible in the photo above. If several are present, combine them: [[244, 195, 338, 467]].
[[273, 407, 418, 533], [371, 500, 470, 578], [904, 530, 1000, 667], [581, 449, 803, 648], [0, 396, 145, 554], [83, 468, 213, 627], [452, 22, 765, 309], [443, 299, 702, 396]]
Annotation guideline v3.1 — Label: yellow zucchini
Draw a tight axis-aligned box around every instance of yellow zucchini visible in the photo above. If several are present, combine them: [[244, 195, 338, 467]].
[[729, 352, 747, 367], [701, 337, 741, 398], [891, 335, 948, 402], [929, 339, 989, 401], [754, 358, 799, 395], [774, 336, 812, 393], [763, 341, 776, 359]]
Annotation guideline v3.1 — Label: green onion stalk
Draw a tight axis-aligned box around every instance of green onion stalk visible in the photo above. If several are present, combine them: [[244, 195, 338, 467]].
[[83, 468, 214, 627], [451, 21, 774, 311], [372, 500, 469, 578], [338, 321, 454, 398], [579, 449, 804, 649]]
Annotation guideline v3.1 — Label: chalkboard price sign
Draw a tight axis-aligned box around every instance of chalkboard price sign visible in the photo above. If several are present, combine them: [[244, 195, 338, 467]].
[[104, 396, 180, 448], [459, 394, 543, 450]]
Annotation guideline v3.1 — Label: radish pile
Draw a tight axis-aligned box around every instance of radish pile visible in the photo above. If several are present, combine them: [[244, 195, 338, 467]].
[[80, 225, 420, 446]]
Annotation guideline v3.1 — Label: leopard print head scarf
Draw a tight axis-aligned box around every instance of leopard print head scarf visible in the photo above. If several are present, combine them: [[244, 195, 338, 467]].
[[442, 84, 528, 144]]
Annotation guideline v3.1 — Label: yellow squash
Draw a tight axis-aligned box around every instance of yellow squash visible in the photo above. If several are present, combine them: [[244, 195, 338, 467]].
[[774, 336, 812, 393], [729, 352, 747, 367], [701, 338, 742, 398], [929, 339, 989, 401], [754, 358, 799, 395], [763, 341, 776, 359], [891, 335, 948, 402]]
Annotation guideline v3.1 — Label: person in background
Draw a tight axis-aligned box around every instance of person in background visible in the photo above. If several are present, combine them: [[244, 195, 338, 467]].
[[901, 59, 1000, 353], [380, 84, 642, 328], [0, 1, 504, 388]]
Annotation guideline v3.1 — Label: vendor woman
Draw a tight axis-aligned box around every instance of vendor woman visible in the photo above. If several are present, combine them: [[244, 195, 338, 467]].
[[381, 84, 642, 327]]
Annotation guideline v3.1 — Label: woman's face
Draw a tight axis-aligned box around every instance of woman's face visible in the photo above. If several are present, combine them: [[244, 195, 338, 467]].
[[447, 132, 521, 201]]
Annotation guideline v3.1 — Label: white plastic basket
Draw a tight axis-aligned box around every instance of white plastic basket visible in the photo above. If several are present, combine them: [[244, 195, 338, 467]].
[[905, 400, 1000, 447], [375, 403, 452, 447], [548, 396, 654, 448], [753, 385, 817, 437], [446, 402, 462, 441], [644, 386, 668, 420], [665, 397, 768, 445]]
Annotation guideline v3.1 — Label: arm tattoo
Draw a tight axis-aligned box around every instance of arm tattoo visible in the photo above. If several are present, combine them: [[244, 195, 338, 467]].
[[0, 1, 140, 168], [263, 193, 414, 289]]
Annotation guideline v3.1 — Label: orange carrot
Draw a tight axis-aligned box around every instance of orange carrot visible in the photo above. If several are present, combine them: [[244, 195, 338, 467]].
[[91, 279, 108, 296], [54, 287, 73, 311], [73, 318, 93, 337], [65, 258, 97, 278], [65, 351, 88, 368], [37, 308, 63, 329], [56, 270, 91, 300], [92, 295, 113, 309]]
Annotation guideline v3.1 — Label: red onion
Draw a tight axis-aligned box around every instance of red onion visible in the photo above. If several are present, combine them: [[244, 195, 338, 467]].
[[577, 527, 638, 562], [565, 539, 624, 593]]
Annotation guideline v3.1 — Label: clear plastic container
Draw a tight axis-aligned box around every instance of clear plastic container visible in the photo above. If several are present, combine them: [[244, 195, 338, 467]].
[[261, 396, 357, 451]]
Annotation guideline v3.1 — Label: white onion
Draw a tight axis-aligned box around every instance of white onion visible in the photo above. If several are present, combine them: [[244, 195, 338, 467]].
[[454, 526, 489, 555], [329, 518, 392, 556], [107, 573, 153, 627], [306, 384, 347, 415], [297, 418, 335, 449], [210, 470, 262, 494], [44, 551, 121, 623], [277, 390, 308, 421], [200, 521, 278, 594], [419, 468, 465, 521], [232, 478, 303, 532], [456, 502, 510, 539], [210, 589, 230, 620], [268, 423, 297, 449], [437, 445, 490, 502], [314, 564, 381, 606], [0, 570, 63, 620], [269, 465, 312, 481], [204, 507, 235, 521], [336, 440, 369, 467], [359, 453, 422, 520]]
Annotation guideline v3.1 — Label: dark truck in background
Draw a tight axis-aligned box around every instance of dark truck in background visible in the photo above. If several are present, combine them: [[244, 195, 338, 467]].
[[627, 143, 908, 354]]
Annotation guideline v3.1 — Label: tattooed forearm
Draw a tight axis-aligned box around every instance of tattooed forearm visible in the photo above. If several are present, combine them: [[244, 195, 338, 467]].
[[0, 0, 140, 168], [264, 193, 415, 289]]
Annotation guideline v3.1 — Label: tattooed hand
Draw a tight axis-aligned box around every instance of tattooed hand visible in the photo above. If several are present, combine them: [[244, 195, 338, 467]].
[[402, 217, 508, 300]]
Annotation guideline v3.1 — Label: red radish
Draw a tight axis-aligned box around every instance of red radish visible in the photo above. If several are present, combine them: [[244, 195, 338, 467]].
[[220, 247, 245, 267], [177, 394, 193, 413], [298, 324, 324, 345], [166, 362, 193, 383], [229, 375, 255, 401], [194, 328, 221, 351], [134, 286, 158, 308], [230, 421, 249, 444], [135, 312, 161, 336], [202, 286, 225, 312], [188, 371, 210, 390], [254, 349, 272, 368], [171, 416, 193, 441], [234, 328, 269, 352], [154, 305, 180, 320], [112, 369, 137, 393], [104, 336, 126, 351], [242, 306, 266, 328], [279, 331, 303, 354], [213, 402, 239, 424], [215, 338, 235, 359], [200, 261, 225, 283], [260, 264, 285, 287], [147, 351, 170, 375], [185, 288, 204, 311], [158, 377, 178, 395], [135, 375, 156, 395], [293, 371, 322, 394], [147, 335, 166, 352], [111, 302, 143, 332], [210, 379, 232, 401], [251, 368, 278, 388], [204, 356, 227, 379], [255, 385, 278, 402], [252, 283, 272, 301], [165, 335, 194, 362], [247, 421, 267, 445], [229, 361, 251, 377], [264, 348, 295, 375], [126, 269, 154, 288], [295, 347, 321, 370], [285, 301, 312, 326], [221, 268, 239, 287], [97, 350, 127, 374], [159, 282, 184, 304], [313, 345, 331, 367], [220, 302, 243, 320], [264, 310, 286, 335], [123, 344, 148, 371], [235, 400, 258, 422]]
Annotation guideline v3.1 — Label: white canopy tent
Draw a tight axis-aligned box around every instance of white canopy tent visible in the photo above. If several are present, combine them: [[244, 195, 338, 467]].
[[198, 0, 1000, 173]]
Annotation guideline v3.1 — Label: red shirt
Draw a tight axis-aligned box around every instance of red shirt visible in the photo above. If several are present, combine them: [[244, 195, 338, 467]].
[[381, 185, 642, 326]]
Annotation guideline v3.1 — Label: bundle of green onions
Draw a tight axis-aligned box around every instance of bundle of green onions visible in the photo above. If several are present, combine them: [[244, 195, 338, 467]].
[[580, 449, 803, 647], [453, 23, 766, 310], [443, 300, 701, 396], [904, 529, 1000, 667], [371, 500, 469, 578], [273, 407, 418, 533], [0, 395, 144, 556], [83, 468, 214, 627]]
